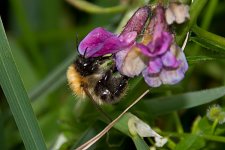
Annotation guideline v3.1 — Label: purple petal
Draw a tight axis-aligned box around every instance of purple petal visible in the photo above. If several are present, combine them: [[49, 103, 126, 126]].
[[137, 43, 155, 57], [119, 31, 137, 45], [159, 44, 188, 85], [160, 68, 185, 85], [170, 44, 188, 73], [148, 31, 173, 56], [161, 51, 180, 68], [142, 68, 162, 87], [91, 31, 137, 57], [120, 6, 150, 36], [148, 58, 162, 74], [78, 27, 115, 57]]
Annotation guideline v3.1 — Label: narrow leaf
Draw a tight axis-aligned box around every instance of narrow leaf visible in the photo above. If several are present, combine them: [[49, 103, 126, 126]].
[[136, 86, 225, 116], [186, 56, 217, 65], [174, 135, 205, 150], [191, 36, 225, 54], [0, 18, 47, 150]]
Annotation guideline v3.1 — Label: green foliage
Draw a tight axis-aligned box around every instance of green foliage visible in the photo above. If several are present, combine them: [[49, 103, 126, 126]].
[[0, 18, 47, 150], [1, 0, 225, 149]]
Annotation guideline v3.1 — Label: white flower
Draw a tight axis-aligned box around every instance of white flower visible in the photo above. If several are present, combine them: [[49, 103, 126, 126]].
[[165, 3, 190, 25], [128, 116, 168, 147]]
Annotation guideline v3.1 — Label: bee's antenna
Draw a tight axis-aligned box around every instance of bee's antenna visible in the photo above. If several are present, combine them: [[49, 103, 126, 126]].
[[83, 88, 112, 122], [75, 89, 150, 150]]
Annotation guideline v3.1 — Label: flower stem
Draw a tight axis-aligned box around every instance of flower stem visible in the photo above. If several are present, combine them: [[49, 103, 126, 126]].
[[161, 131, 225, 143], [172, 112, 184, 134], [211, 118, 219, 134], [176, 0, 208, 45], [66, 0, 127, 14]]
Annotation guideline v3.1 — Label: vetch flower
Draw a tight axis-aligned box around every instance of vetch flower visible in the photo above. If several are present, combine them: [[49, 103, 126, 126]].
[[140, 6, 188, 87], [128, 116, 168, 147], [78, 6, 150, 58], [116, 5, 188, 87], [78, 27, 137, 57], [142, 43, 188, 87], [165, 3, 190, 25]]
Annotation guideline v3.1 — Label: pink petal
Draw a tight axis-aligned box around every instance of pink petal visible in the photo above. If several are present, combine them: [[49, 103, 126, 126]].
[[161, 51, 180, 68], [148, 58, 163, 74], [148, 32, 172, 56], [142, 68, 162, 87], [78, 27, 115, 57]]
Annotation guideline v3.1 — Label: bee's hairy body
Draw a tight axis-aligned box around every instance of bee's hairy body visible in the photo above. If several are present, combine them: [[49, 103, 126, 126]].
[[67, 56, 128, 105]]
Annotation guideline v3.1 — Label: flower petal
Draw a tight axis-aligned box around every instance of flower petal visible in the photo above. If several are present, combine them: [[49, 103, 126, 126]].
[[160, 68, 185, 85], [148, 31, 173, 56], [160, 44, 188, 85], [161, 50, 180, 68], [115, 46, 147, 77], [78, 27, 115, 57], [142, 68, 162, 87], [92, 31, 137, 57], [120, 6, 150, 36], [165, 3, 190, 24], [148, 57, 162, 74]]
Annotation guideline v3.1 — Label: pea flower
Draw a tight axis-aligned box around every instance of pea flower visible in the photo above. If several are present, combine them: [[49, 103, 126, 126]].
[[165, 2, 190, 25], [78, 6, 150, 58], [128, 116, 168, 147], [116, 5, 188, 87]]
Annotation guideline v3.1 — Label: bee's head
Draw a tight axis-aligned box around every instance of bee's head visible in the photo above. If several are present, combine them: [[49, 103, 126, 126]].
[[74, 55, 100, 76]]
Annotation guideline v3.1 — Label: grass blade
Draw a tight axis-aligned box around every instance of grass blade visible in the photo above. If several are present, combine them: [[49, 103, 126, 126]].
[[0, 18, 47, 150], [137, 86, 225, 116]]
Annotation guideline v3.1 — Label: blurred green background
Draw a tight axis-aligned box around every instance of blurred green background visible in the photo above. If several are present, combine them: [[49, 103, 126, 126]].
[[1, 0, 225, 149]]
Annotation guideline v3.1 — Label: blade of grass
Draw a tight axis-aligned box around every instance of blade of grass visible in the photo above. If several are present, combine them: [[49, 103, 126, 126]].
[[191, 25, 225, 53], [136, 86, 225, 116], [0, 18, 47, 150]]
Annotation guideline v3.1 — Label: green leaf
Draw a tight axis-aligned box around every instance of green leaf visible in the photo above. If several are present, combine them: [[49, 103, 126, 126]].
[[136, 86, 225, 116], [114, 113, 149, 150], [191, 37, 225, 54], [132, 135, 149, 150], [186, 56, 217, 65], [174, 135, 205, 150], [0, 18, 47, 150]]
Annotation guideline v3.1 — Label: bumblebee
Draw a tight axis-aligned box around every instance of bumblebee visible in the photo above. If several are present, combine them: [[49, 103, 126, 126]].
[[67, 54, 128, 105]]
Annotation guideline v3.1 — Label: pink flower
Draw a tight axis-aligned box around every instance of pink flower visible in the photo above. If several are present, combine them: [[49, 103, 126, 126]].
[[78, 6, 150, 58], [115, 5, 188, 87]]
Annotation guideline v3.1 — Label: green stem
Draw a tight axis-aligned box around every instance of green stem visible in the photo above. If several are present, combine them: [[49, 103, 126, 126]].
[[166, 138, 176, 149], [66, 0, 127, 14], [173, 112, 184, 134], [161, 131, 225, 143], [211, 119, 219, 134], [200, 0, 218, 30]]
